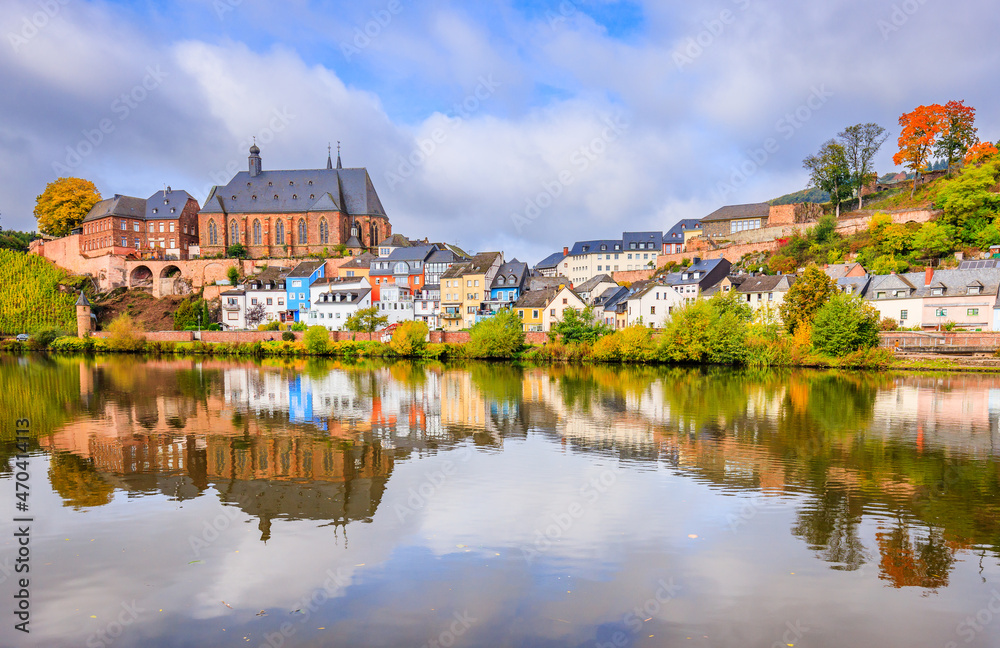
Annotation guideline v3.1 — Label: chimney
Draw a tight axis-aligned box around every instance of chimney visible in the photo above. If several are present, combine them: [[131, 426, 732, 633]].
[[692, 257, 701, 264], [563, 246, 569, 256], [925, 267, 934, 286]]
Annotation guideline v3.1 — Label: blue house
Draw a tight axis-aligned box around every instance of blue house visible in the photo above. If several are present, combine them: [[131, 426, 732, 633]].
[[286, 260, 326, 321], [489, 259, 528, 308]]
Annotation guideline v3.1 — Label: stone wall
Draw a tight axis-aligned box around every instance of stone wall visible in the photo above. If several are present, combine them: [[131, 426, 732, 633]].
[[612, 269, 656, 283]]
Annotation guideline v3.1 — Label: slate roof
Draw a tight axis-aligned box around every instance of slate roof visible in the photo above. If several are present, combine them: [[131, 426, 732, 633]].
[[340, 251, 375, 269], [312, 276, 368, 288], [664, 219, 702, 241], [593, 286, 629, 310], [379, 233, 411, 247], [466, 252, 503, 274], [315, 287, 371, 303], [202, 151, 386, 216], [701, 203, 770, 222], [246, 266, 291, 289], [288, 260, 326, 278], [866, 272, 928, 299], [514, 289, 557, 308], [82, 195, 146, 223], [663, 257, 729, 286], [823, 262, 864, 280], [735, 275, 796, 293], [527, 275, 570, 291], [75, 291, 90, 306], [568, 239, 622, 256], [921, 268, 1000, 298], [622, 231, 663, 250], [575, 274, 615, 294], [145, 189, 195, 220], [535, 252, 566, 270], [837, 275, 871, 297], [492, 260, 528, 288], [426, 248, 462, 264], [440, 262, 470, 280]]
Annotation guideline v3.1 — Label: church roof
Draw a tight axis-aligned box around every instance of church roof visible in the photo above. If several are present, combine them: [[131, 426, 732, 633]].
[[82, 195, 147, 223], [202, 148, 387, 217]]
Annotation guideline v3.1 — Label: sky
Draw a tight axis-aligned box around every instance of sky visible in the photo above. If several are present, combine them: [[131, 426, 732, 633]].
[[1, 0, 997, 264]]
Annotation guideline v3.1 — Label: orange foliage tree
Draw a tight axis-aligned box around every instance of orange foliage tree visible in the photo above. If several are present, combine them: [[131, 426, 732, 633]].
[[893, 104, 946, 197], [964, 141, 998, 165], [34, 177, 101, 237]]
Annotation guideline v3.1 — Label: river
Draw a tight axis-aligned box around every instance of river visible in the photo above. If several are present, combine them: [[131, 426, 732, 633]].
[[1, 355, 999, 647]]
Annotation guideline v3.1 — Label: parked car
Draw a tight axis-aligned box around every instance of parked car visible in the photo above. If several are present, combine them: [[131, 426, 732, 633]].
[[15, 333, 29, 342]]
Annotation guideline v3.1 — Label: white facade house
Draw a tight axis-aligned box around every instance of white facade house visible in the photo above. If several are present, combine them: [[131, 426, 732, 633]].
[[414, 287, 441, 329], [734, 275, 796, 314], [626, 283, 685, 328], [219, 289, 246, 330], [307, 277, 372, 330], [866, 272, 926, 329], [243, 267, 291, 327], [541, 286, 587, 331], [378, 281, 415, 325]]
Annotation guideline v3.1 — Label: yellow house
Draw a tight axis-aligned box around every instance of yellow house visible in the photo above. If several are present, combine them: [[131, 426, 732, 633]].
[[440, 251, 504, 330], [514, 289, 551, 332]]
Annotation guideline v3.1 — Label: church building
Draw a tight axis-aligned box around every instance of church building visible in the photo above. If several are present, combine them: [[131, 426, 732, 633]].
[[198, 143, 392, 259]]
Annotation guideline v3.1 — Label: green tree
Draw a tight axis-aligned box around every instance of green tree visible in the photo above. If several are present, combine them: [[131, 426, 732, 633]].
[[911, 222, 954, 259], [303, 325, 330, 354], [803, 140, 852, 217], [838, 123, 888, 210], [226, 243, 248, 259], [344, 306, 389, 332], [226, 266, 240, 286], [390, 320, 429, 356], [936, 158, 1000, 245], [812, 213, 838, 244], [466, 309, 525, 358], [934, 100, 978, 176], [780, 266, 834, 334], [811, 293, 881, 356], [34, 177, 101, 237], [551, 305, 610, 343]]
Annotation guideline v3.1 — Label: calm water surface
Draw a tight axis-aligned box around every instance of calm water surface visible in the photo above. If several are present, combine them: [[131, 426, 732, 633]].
[[1, 356, 999, 648]]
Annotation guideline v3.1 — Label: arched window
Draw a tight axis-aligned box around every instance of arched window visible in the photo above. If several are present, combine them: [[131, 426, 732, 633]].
[[298, 219, 307, 244], [275, 220, 285, 245], [230, 220, 239, 245], [319, 218, 329, 244], [208, 220, 218, 246], [252, 219, 262, 245]]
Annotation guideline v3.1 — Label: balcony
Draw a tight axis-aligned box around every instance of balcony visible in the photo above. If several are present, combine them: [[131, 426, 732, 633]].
[[222, 302, 241, 311], [441, 310, 462, 320]]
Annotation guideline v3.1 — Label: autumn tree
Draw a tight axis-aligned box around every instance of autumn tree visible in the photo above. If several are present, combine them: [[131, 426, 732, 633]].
[[964, 141, 998, 166], [803, 140, 852, 217], [935, 100, 978, 176], [893, 104, 946, 197], [839, 122, 888, 209], [779, 265, 835, 334], [34, 177, 101, 237]]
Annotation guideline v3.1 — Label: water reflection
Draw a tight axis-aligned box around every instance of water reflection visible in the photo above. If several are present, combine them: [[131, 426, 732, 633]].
[[3, 356, 1000, 646]]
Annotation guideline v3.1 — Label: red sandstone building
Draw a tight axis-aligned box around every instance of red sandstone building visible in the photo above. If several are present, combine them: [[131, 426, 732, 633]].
[[78, 188, 201, 259], [196, 144, 392, 259]]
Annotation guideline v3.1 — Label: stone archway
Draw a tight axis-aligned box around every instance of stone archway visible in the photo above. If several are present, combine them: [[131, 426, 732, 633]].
[[158, 265, 188, 297], [129, 265, 154, 290]]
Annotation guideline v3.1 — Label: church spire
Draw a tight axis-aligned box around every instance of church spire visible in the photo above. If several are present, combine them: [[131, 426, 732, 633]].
[[326, 143, 333, 170], [336, 141, 342, 169]]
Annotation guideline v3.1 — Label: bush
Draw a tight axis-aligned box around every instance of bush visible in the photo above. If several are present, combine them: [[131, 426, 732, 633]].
[[282, 330, 296, 341], [466, 309, 526, 358], [390, 321, 429, 356], [811, 293, 881, 356], [257, 320, 281, 331], [226, 266, 240, 286], [303, 325, 330, 354], [106, 313, 146, 352], [591, 326, 655, 362], [28, 325, 66, 350], [879, 317, 898, 331], [291, 321, 307, 331]]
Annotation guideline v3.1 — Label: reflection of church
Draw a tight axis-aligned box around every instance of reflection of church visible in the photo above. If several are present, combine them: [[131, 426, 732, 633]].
[[198, 143, 392, 258]]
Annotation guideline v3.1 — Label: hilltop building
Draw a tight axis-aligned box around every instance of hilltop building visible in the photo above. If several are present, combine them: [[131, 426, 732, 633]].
[[198, 144, 392, 259]]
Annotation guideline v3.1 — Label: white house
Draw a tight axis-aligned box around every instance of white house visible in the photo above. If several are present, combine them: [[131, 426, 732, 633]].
[[734, 275, 797, 313], [377, 281, 415, 325], [219, 289, 246, 330], [866, 272, 926, 329], [626, 282, 685, 328], [542, 286, 587, 331], [414, 287, 441, 329], [307, 277, 372, 330], [244, 267, 291, 326]]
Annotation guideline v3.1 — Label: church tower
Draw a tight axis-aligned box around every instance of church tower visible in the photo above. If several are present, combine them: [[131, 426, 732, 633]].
[[249, 140, 262, 177]]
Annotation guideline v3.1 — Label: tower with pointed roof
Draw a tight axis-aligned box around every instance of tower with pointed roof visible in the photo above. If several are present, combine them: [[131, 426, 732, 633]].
[[198, 144, 392, 259]]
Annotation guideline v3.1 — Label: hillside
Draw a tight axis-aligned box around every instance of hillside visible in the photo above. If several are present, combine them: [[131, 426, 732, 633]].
[[0, 250, 81, 334], [770, 188, 829, 205], [94, 290, 188, 331]]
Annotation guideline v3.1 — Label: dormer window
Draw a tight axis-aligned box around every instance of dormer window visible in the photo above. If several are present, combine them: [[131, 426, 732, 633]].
[[273, 194, 278, 200], [252, 195, 257, 201], [310, 194, 315, 200], [876, 291, 886, 299], [931, 288, 943, 296], [846, 286, 853, 294], [247, 182, 251, 188], [601, 244, 607, 251], [289, 181, 294, 186], [268, 181, 273, 187], [308, 180, 313, 186], [895, 290, 906, 297], [231, 195, 237, 200], [152, 208, 158, 214], [293, 194, 297, 199], [968, 285, 982, 295], [630, 243, 636, 249]]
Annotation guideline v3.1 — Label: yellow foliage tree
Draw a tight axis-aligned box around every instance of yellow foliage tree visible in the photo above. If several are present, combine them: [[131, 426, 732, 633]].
[[34, 177, 101, 237]]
